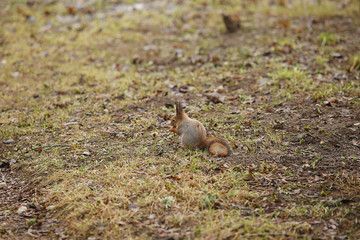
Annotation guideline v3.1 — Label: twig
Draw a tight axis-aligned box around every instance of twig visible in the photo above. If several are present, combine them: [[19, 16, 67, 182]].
[[244, 232, 293, 237]]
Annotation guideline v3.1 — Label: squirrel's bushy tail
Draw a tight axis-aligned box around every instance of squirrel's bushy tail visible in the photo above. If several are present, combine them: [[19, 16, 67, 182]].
[[199, 137, 231, 157]]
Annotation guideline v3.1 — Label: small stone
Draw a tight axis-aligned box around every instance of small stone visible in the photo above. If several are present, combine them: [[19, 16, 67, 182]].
[[3, 139, 15, 144], [0, 182, 7, 188], [64, 122, 78, 126], [331, 53, 342, 58], [354, 122, 360, 126], [216, 85, 224, 93], [10, 159, 17, 166], [128, 203, 139, 212], [302, 164, 311, 168], [26, 16, 36, 22], [341, 109, 351, 116], [82, 151, 91, 156], [11, 72, 19, 78], [17, 206, 27, 215], [46, 205, 56, 211]]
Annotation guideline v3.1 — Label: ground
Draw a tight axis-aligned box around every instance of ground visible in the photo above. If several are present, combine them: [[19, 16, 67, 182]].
[[0, 0, 360, 239]]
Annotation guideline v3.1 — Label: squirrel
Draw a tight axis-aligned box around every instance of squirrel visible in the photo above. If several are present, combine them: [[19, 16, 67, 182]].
[[222, 13, 241, 33], [169, 102, 231, 157]]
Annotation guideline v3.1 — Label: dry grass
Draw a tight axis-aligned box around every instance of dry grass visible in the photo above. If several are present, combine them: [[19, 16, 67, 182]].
[[1, 0, 360, 239]]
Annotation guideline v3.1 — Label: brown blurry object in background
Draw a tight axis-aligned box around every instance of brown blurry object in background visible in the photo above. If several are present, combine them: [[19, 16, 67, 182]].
[[222, 13, 241, 33]]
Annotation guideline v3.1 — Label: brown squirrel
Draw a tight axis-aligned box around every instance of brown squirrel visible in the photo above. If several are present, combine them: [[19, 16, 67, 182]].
[[222, 13, 241, 33], [170, 102, 231, 157]]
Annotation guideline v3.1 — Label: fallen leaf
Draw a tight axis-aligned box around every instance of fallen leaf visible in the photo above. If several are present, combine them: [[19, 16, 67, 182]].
[[281, 21, 290, 28], [243, 121, 252, 126], [67, 6, 75, 14], [207, 95, 222, 104], [329, 219, 338, 226], [53, 103, 68, 108], [189, 182, 199, 188], [171, 175, 181, 180], [226, 96, 238, 101], [292, 189, 301, 194], [351, 139, 360, 146]]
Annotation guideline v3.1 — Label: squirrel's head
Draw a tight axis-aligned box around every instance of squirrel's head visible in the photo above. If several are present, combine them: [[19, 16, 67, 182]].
[[170, 102, 185, 127]]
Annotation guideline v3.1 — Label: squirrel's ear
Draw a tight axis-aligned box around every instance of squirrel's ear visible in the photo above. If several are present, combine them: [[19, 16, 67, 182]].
[[175, 101, 183, 118]]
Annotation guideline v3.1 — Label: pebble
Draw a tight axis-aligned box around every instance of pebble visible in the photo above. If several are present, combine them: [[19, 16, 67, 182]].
[[11, 72, 19, 78], [47, 205, 56, 211], [128, 203, 140, 212], [17, 206, 27, 215], [3, 139, 15, 144], [331, 53, 342, 58], [83, 151, 91, 156]]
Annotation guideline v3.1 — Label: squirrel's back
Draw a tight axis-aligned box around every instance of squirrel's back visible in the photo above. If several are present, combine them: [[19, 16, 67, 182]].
[[178, 118, 206, 148]]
